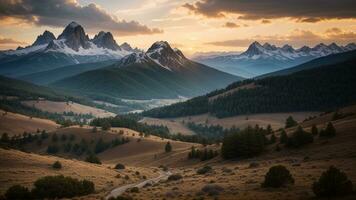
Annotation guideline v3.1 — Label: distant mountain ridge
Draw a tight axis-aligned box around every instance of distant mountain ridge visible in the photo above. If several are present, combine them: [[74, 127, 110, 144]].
[[0, 22, 138, 77], [194, 41, 356, 77], [52, 41, 242, 100]]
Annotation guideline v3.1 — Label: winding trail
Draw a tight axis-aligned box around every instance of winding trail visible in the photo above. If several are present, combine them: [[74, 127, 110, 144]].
[[106, 170, 172, 199]]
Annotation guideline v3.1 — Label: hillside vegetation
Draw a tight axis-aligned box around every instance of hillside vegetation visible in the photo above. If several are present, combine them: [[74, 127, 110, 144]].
[[144, 53, 356, 118]]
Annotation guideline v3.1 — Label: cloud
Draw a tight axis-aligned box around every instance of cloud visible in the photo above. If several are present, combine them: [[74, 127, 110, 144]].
[[222, 22, 240, 28], [183, 0, 356, 22], [0, 37, 27, 45], [206, 28, 356, 47], [261, 19, 271, 24], [0, 0, 163, 35]]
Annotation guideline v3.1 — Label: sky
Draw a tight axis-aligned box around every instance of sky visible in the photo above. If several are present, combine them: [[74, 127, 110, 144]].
[[0, 0, 355, 55]]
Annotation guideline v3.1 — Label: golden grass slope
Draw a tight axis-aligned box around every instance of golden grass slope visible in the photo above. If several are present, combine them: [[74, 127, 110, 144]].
[[0, 148, 159, 198], [0, 110, 59, 136], [22, 100, 115, 118], [143, 112, 320, 134]]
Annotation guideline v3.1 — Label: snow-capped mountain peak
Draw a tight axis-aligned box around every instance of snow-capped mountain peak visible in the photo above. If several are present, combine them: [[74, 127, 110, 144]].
[[32, 30, 55, 46], [92, 31, 120, 51], [116, 41, 188, 71]]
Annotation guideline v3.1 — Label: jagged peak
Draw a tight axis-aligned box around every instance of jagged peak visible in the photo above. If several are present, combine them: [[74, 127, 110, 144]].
[[68, 21, 80, 28], [32, 30, 55, 46]]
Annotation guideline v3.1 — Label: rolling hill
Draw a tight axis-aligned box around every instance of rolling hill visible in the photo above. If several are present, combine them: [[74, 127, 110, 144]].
[[143, 50, 356, 118], [19, 60, 117, 85], [52, 41, 242, 100]]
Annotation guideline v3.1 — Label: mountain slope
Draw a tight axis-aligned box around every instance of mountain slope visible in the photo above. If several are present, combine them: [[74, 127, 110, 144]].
[[19, 60, 117, 85], [52, 41, 242, 99], [258, 50, 356, 78], [143, 50, 356, 118], [194, 42, 356, 77]]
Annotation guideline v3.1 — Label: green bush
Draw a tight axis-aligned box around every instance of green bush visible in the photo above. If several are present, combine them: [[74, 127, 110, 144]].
[[32, 175, 94, 199], [52, 161, 62, 169], [115, 163, 125, 169], [5, 185, 32, 200], [262, 165, 294, 188], [85, 154, 101, 164], [313, 166, 353, 197], [168, 174, 183, 181], [197, 166, 212, 174], [286, 126, 313, 148]]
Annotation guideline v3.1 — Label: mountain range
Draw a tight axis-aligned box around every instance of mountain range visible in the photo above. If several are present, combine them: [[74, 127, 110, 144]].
[[194, 41, 356, 77], [52, 41, 241, 99], [0, 22, 139, 77]]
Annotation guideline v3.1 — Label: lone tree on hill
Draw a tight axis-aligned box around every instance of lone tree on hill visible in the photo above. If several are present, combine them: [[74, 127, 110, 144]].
[[285, 116, 298, 128], [165, 142, 172, 152], [319, 122, 336, 137], [313, 166, 353, 197]]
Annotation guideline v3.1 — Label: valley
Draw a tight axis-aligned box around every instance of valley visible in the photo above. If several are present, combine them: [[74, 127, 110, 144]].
[[0, 5, 355, 199]]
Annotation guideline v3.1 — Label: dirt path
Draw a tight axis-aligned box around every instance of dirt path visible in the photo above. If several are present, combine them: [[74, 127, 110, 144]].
[[106, 170, 172, 199]]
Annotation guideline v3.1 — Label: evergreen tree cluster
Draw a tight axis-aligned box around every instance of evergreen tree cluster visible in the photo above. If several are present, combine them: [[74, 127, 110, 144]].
[[90, 116, 170, 138], [285, 126, 314, 148], [221, 126, 268, 159], [186, 122, 225, 143], [188, 146, 218, 161]]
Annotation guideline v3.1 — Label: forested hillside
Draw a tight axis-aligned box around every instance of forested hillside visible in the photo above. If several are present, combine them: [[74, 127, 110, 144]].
[[143, 54, 356, 118]]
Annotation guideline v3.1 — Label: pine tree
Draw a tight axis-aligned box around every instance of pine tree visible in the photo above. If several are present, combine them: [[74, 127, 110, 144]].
[[320, 122, 336, 137], [285, 116, 298, 128], [165, 142, 172, 152]]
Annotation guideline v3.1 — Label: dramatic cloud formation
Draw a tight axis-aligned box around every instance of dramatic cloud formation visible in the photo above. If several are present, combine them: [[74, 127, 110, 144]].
[[0, 0, 163, 35], [206, 29, 356, 47], [223, 22, 240, 28], [183, 0, 356, 22]]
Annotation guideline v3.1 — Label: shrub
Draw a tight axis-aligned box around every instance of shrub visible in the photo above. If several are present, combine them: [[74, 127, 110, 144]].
[[168, 174, 183, 181], [286, 126, 313, 148], [52, 161, 62, 169], [165, 142, 172, 152], [32, 175, 94, 199], [201, 184, 224, 196], [313, 166, 353, 197], [285, 116, 298, 128], [115, 163, 125, 169], [197, 166, 212, 174], [130, 187, 139, 193], [85, 154, 101, 164], [319, 122, 336, 137], [108, 195, 133, 200], [5, 185, 32, 200], [262, 165, 294, 188]]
